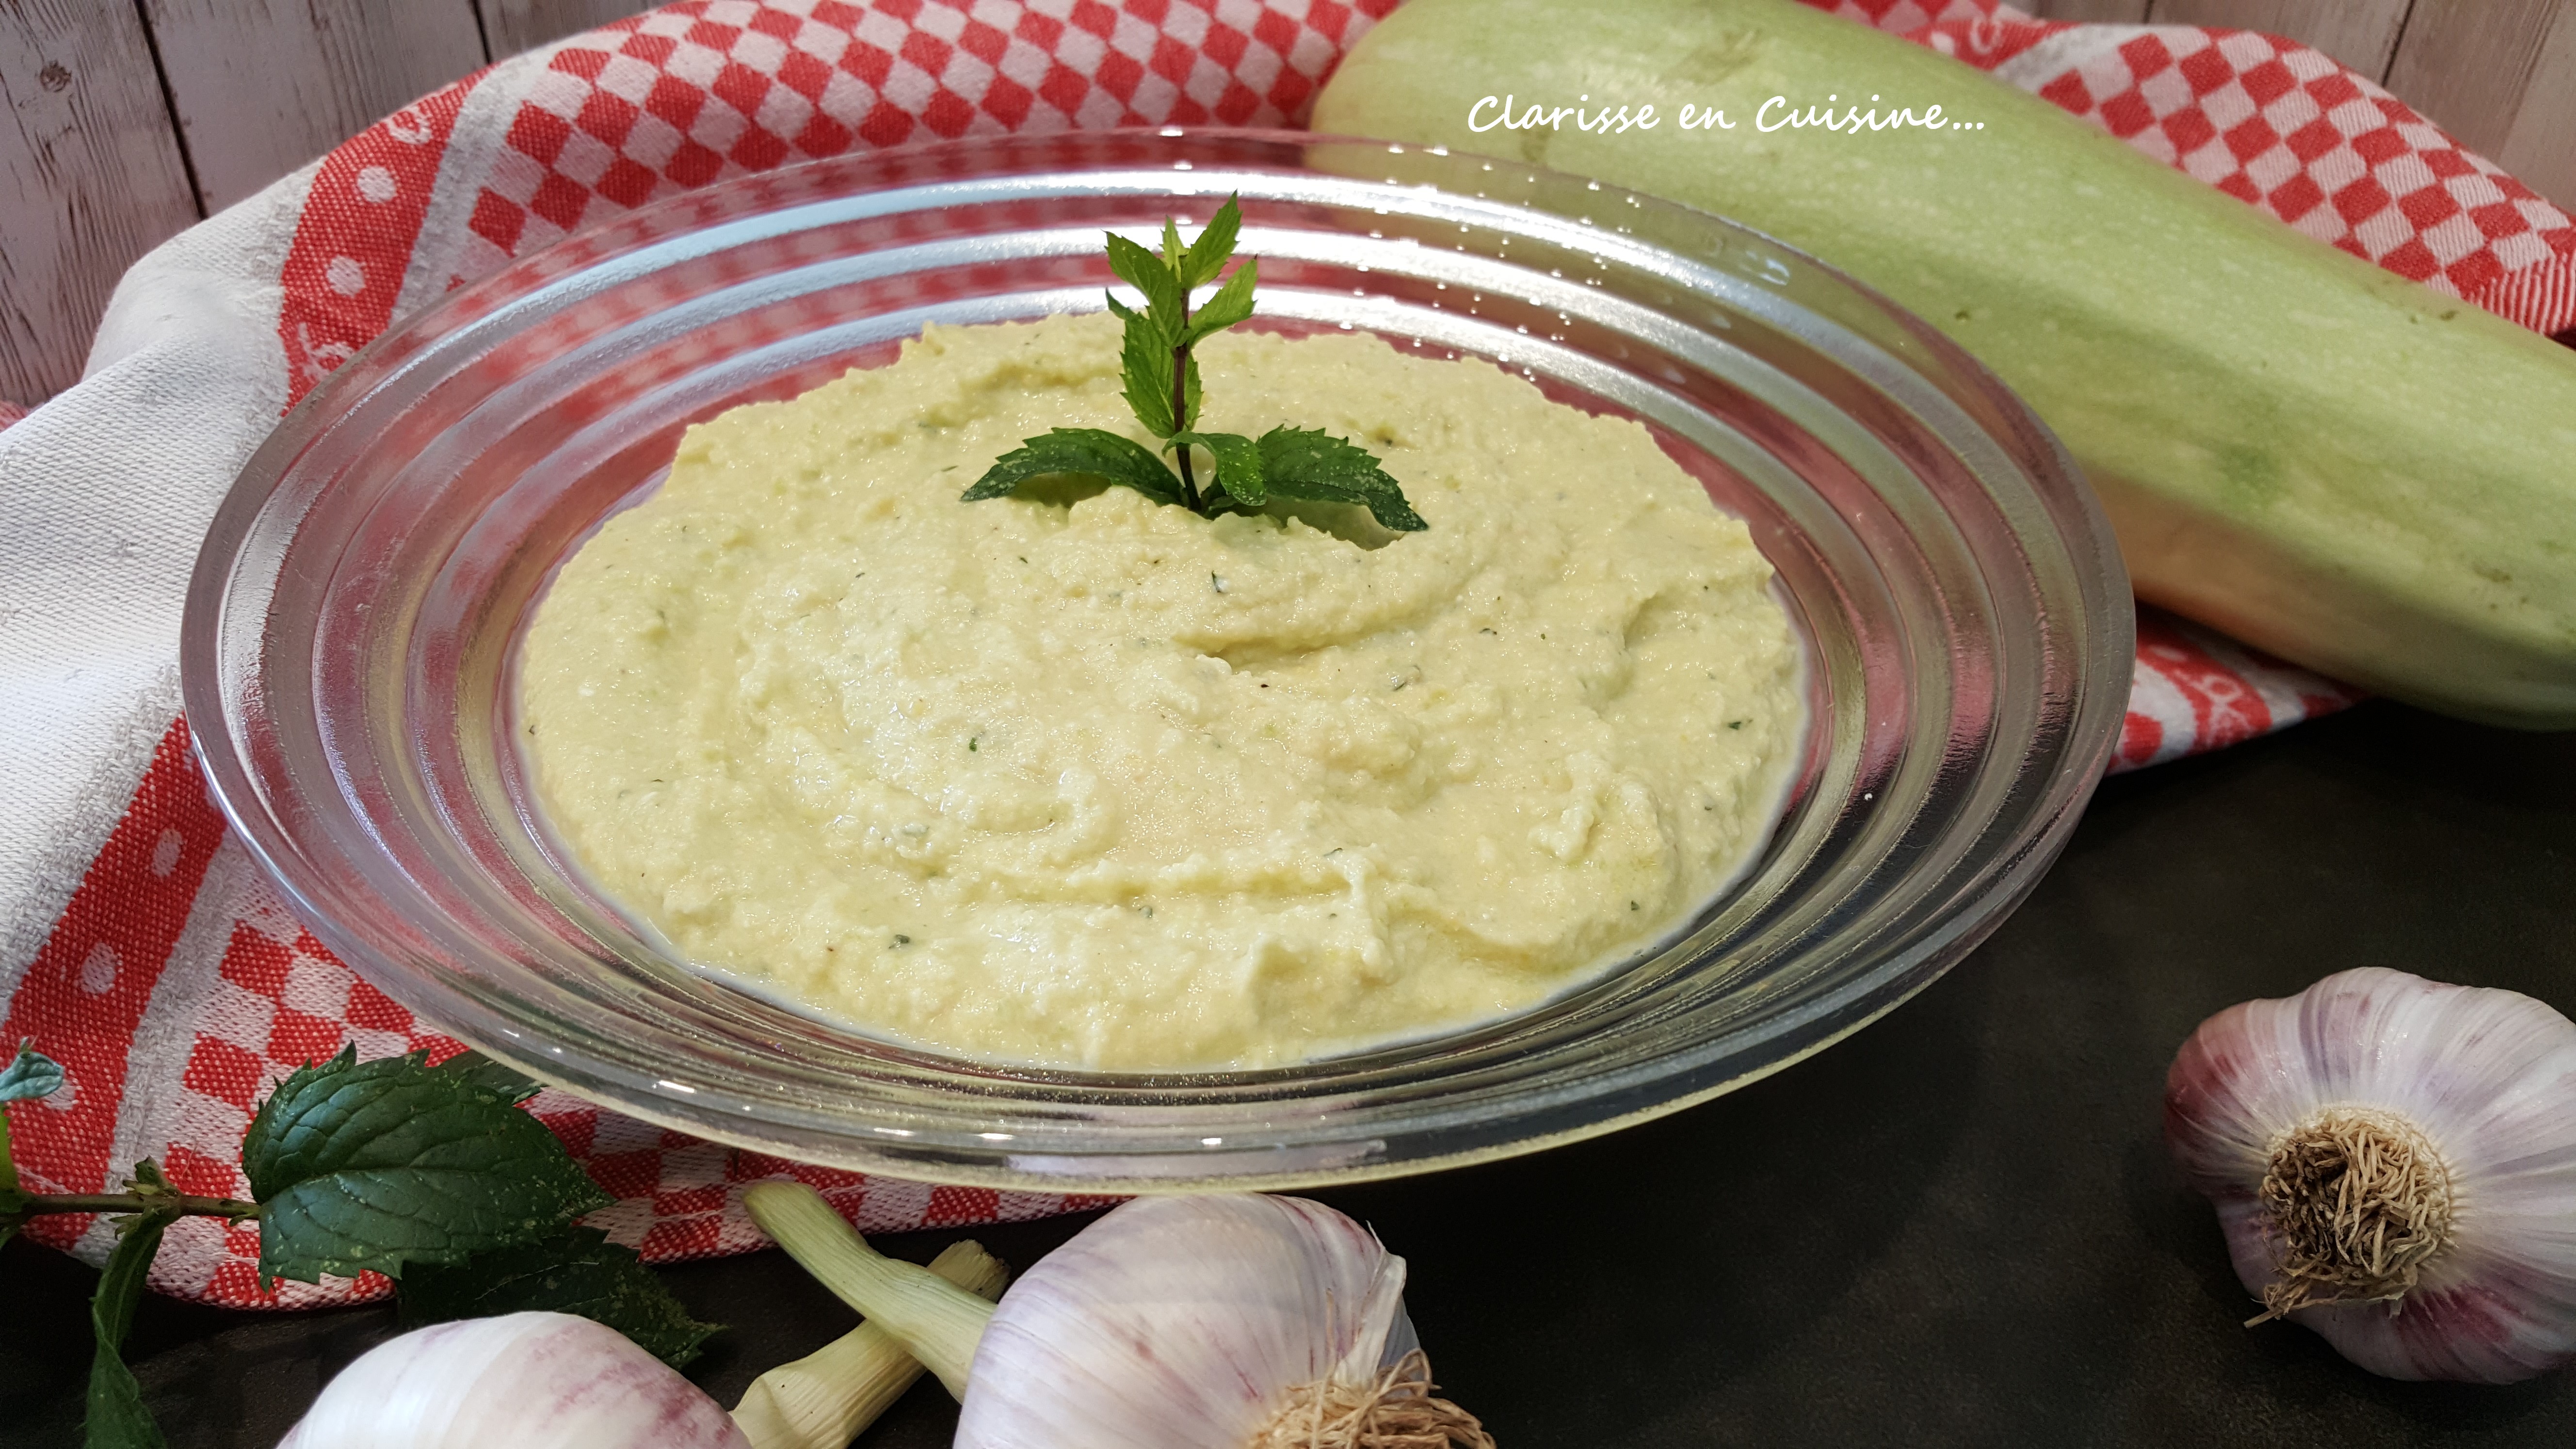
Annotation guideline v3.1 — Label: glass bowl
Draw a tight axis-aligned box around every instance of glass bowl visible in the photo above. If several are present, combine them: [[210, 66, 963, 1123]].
[[183, 129, 2130, 1190]]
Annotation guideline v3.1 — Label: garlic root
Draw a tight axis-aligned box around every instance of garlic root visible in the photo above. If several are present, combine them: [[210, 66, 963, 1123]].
[[731, 1238, 1009, 1449], [1252, 1349, 1496, 1449], [2247, 1106, 2455, 1324]]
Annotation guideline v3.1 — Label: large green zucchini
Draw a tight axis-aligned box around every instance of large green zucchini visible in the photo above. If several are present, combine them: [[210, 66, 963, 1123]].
[[1316, 0, 2576, 726]]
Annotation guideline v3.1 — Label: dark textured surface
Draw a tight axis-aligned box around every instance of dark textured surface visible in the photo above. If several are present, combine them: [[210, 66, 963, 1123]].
[[4, 699, 2573, 1447]]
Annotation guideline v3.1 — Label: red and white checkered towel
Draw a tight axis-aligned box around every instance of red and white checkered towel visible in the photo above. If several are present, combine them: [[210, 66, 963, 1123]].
[[1, 0, 2567, 1308]]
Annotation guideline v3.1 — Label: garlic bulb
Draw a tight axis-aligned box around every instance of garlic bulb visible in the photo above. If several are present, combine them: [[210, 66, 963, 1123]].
[[276, 1312, 751, 1449], [960, 1194, 1439, 1447], [278, 1255, 1005, 1449], [744, 1185, 1491, 1448], [2165, 966, 2576, 1382]]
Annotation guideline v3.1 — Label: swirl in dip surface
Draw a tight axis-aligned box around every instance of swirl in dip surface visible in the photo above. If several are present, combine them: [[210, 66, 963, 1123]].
[[517, 313, 1803, 1070]]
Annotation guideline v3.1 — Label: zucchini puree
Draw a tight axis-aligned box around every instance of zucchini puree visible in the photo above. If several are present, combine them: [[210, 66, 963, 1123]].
[[517, 313, 1802, 1070]]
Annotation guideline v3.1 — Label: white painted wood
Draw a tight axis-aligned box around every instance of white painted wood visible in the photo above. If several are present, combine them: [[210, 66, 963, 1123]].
[[2492, 0, 2576, 209], [2016, 0, 2576, 209], [2023, 0, 2153, 22], [0, 0, 202, 405], [477, 0, 656, 59], [2147, 0, 2415, 78], [143, 0, 488, 211], [2386, 0, 2576, 205]]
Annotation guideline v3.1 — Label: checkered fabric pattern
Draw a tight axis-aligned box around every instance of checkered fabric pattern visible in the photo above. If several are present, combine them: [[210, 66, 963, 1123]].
[[0, 0, 2561, 1308], [2116, 608, 2363, 772], [458, 1, 1372, 281], [277, 0, 1397, 407]]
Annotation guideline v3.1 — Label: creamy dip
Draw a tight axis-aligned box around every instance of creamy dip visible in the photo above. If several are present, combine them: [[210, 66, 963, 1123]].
[[517, 313, 1802, 1070]]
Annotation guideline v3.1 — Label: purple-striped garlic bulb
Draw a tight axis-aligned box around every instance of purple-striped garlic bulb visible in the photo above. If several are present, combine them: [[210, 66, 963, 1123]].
[[276, 1313, 750, 1449], [744, 1185, 1494, 1448], [2165, 966, 2576, 1382]]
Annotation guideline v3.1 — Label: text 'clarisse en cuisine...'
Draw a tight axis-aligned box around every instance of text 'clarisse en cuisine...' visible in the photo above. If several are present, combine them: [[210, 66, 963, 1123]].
[[1466, 93, 1989, 134]]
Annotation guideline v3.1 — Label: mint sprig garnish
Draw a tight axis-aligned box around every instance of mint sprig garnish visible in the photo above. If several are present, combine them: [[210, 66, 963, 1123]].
[[0, 1042, 719, 1446], [961, 195, 1427, 533], [242, 1046, 613, 1285]]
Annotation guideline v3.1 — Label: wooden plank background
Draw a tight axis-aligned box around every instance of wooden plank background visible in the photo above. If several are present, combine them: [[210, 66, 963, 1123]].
[[145, 0, 490, 211], [2, 0, 2571, 405], [480, 0, 654, 60], [1, 1, 203, 411], [2023, 0, 2576, 209]]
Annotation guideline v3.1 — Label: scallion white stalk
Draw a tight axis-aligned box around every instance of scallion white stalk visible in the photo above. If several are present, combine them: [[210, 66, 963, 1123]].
[[731, 1238, 1007, 1449], [743, 1180, 996, 1397]]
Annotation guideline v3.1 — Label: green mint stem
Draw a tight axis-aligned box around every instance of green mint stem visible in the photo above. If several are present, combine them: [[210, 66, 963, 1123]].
[[1170, 297, 1200, 513], [742, 1181, 995, 1401], [11, 1192, 260, 1219]]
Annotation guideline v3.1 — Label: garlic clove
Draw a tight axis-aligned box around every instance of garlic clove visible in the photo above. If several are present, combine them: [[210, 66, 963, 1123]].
[[953, 1195, 1416, 1449], [276, 1311, 751, 1449], [2166, 966, 2576, 1383]]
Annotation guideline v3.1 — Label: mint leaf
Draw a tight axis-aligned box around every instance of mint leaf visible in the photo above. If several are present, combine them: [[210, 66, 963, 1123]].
[[1, 1040, 65, 1102], [242, 1048, 611, 1285], [1182, 257, 1257, 348], [1104, 233, 1186, 340], [398, 1225, 722, 1368], [963, 428, 1181, 509], [436, 1050, 543, 1106], [1169, 431, 1267, 508], [1259, 427, 1428, 532], [1178, 196, 1242, 290], [85, 1208, 175, 1449], [1108, 295, 1178, 437]]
